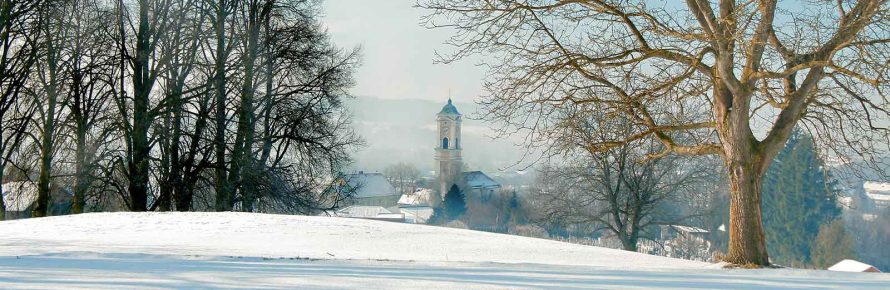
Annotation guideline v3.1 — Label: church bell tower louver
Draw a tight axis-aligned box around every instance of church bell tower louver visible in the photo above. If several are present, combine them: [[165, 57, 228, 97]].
[[434, 98, 463, 206]]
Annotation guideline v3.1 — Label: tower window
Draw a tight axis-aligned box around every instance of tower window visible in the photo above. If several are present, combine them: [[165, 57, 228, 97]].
[[442, 137, 449, 149]]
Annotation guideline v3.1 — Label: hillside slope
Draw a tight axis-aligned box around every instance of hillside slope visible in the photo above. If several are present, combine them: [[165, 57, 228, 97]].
[[0, 212, 704, 269], [0, 212, 887, 289]]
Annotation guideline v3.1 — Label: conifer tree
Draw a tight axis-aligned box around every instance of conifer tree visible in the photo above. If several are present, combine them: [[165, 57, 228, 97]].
[[762, 130, 842, 267], [443, 184, 467, 220]]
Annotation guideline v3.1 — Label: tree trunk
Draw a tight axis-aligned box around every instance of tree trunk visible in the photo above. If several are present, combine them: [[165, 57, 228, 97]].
[[620, 232, 638, 252], [724, 161, 770, 266], [34, 24, 61, 218], [73, 128, 87, 214], [0, 160, 6, 220], [231, 2, 261, 211], [168, 82, 184, 212], [128, 0, 152, 212], [72, 67, 88, 214], [213, 0, 231, 211]]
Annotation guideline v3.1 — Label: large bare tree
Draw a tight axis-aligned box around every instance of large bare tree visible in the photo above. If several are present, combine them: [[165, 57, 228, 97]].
[[421, 0, 890, 266], [534, 109, 716, 252]]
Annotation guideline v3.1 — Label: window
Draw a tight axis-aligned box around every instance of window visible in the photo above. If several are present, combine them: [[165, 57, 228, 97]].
[[442, 137, 449, 149]]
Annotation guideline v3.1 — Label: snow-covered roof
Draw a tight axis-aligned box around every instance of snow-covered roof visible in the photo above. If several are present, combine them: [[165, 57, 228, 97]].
[[2, 181, 37, 212], [339, 173, 397, 198], [463, 171, 501, 189], [863, 181, 890, 193], [828, 259, 881, 273], [863, 182, 890, 204], [398, 188, 433, 206], [669, 225, 709, 234], [335, 205, 393, 218]]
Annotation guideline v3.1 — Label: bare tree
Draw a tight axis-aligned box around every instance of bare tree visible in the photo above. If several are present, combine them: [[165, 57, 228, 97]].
[[0, 0, 360, 217], [63, 0, 118, 214], [113, 0, 180, 211], [421, 0, 890, 266], [533, 110, 716, 251], [383, 162, 421, 195], [30, 0, 68, 217], [0, 0, 43, 219]]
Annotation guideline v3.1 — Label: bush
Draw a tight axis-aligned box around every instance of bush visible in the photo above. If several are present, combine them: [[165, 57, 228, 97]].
[[445, 220, 468, 229], [508, 224, 549, 238]]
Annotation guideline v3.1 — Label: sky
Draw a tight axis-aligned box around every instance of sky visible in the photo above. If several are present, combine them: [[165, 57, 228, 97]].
[[323, 0, 485, 103]]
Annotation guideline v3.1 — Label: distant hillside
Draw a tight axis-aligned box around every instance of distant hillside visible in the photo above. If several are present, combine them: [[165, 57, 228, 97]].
[[345, 96, 527, 174]]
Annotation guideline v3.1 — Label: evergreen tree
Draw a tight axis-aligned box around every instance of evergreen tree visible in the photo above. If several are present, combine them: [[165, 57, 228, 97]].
[[443, 184, 467, 220], [427, 207, 446, 225], [762, 130, 842, 267]]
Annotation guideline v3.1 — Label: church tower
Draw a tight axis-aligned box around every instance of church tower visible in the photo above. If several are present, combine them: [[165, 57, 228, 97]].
[[434, 98, 463, 206]]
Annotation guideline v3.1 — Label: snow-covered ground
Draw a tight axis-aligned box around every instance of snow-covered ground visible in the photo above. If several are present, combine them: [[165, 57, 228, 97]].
[[0, 212, 886, 289]]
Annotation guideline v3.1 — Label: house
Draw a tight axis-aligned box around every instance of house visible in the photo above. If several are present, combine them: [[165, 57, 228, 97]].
[[331, 172, 401, 207], [462, 171, 501, 202], [655, 225, 712, 260], [1, 181, 72, 219], [828, 259, 882, 273], [2, 181, 37, 219], [660, 225, 710, 242], [863, 181, 890, 209], [397, 188, 435, 223]]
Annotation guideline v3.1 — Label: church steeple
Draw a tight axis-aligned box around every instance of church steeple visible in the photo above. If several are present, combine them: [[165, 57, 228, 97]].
[[438, 98, 461, 116], [434, 98, 463, 205]]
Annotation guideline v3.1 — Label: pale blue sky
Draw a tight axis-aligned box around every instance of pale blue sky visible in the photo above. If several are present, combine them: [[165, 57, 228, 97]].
[[323, 0, 485, 103]]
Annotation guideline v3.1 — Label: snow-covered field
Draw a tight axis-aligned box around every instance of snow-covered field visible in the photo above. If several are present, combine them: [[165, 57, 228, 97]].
[[0, 212, 886, 289]]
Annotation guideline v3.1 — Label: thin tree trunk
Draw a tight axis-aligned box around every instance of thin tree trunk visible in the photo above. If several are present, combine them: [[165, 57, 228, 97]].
[[0, 152, 5, 220], [34, 21, 61, 218], [157, 112, 173, 211], [232, 2, 261, 211], [73, 120, 88, 213], [167, 80, 184, 212], [213, 0, 231, 211]]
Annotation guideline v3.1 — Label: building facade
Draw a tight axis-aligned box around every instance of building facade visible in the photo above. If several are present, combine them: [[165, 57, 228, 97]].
[[433, 99, 502, 207], [434, 98, 464, 206]]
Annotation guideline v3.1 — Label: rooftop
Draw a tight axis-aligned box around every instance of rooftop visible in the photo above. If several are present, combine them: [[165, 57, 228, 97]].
[[463, 171, 501, 189], [438, 98, 461, 115], [828, 259, 881, 272], [338, 172, 397, 198]]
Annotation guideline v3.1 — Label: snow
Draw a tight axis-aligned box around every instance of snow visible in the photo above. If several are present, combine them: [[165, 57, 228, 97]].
[[863, 182, 890, 201], [398, 188, 434, 206], [0, 212, 887, 289], [668, 225, 709, 234], [863, 181, 890, 193], [829, 259, 881, 273], [332, 205, 394, 218]]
